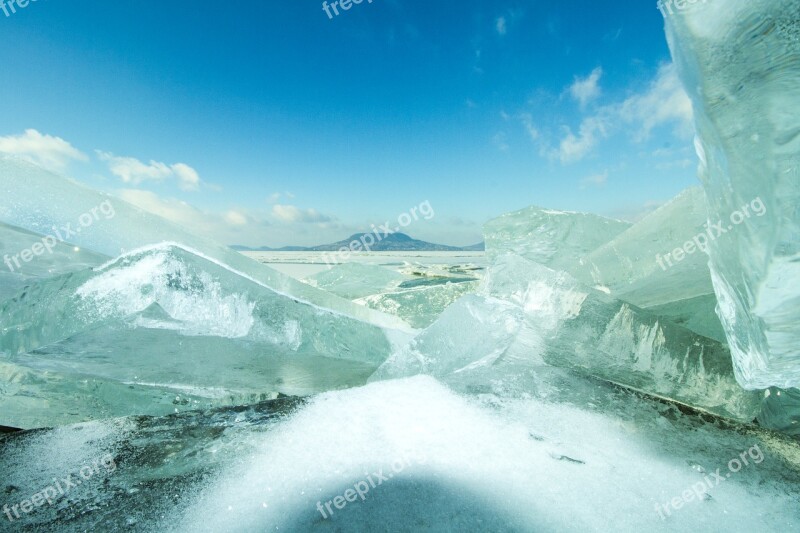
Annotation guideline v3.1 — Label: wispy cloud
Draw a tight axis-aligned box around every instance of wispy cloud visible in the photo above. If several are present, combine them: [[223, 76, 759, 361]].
[[542, 62, 693, 164], [116, 189, 261, 241], [224, 210, 249, 226], [569, 67, 603, 108], [580, 170, 608, 189], [619, 62, 694, 141], [96, 151, 203, 191], [271, 204, 333, 224], [495, 16, 507, 36], [519, 113, 540, 142], [557, 115, 610, 163], [492, 132, 510, 152], [0, 129, 88, 172], [268, 191, 295, 204]]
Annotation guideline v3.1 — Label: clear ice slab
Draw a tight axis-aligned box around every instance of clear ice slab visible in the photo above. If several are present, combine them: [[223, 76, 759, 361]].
[[0, 222, 108, 304], [483, 205, 631, 271], [569, 187, 725, 342], [664, 0, 800, 388], [0, 244, 404, 428]]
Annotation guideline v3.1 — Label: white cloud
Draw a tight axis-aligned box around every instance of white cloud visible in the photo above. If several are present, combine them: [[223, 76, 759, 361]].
[[550, 62, 693, 164], [267, 191, 295, 204], [171, 163, 201, 191], [117, 189, 206, 229], [492, 132, 509, 152], [116, 189, 259, 245], [557, 115, 609, 164], [271, 204, 333, 224], [225, 210, 249, 226], [569, 67, 603, 108], [619, 63, 694, 141], [519, 113, 540, 142], [0, 129, 88, 172], [97, 151, 202, 191], [580, 170, 608, 189], [496, 17, 507, 35]]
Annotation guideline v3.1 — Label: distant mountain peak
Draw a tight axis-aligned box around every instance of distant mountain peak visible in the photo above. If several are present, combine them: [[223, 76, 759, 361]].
[[232, 233, 484, 252]]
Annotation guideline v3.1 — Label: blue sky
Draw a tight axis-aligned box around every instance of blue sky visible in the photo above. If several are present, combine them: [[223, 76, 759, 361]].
[[0, 0, 697, 247]]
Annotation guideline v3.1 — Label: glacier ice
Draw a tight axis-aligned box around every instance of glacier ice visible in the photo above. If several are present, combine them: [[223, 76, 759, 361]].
[[664, 0, 800, 389]]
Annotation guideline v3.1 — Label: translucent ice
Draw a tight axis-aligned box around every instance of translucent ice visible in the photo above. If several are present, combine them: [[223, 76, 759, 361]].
[[0, 244, 406, 427], [306, 262, 407, 300], [355, 280, 480, 329], [664, 0, 800, 388], [0, 222, 108, 304], [483, 205, 631, 270], [376, 255, 761, 421], [570, 187, 725, 341]]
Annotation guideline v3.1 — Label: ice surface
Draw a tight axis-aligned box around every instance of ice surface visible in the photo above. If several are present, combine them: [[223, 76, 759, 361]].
[[305, 261, 481, 328], [483, 205, 631, 270], [375, 255, 761, 421], [664, 0, 800, 388], [306, 262, 407, 300], [0, 396, 303, 530], [0, 157, 409, 332], [355, 280, 480, 329], [3, 376, 798, 532], [570, 187, 725, 342], [0, 244, 406, 428]]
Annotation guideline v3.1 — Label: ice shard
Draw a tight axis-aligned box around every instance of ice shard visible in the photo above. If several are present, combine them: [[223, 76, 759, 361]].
[[664, 0, 800, 388], [483, 205, 631, 270]]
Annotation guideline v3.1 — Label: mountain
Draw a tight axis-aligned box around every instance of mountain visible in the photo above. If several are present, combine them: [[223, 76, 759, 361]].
[[231, 233, 484, 252]]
